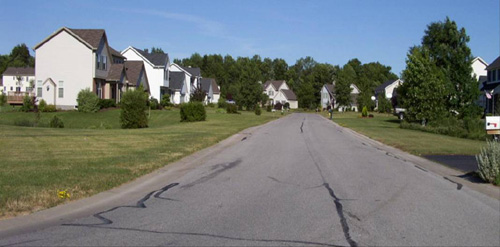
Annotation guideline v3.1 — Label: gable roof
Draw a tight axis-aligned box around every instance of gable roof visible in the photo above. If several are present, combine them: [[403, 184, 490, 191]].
[[281, 89, 297, 100], [211, 79, 220, 94], [324, 84, 334, 94], [107, 64, 124, 81], [169, 71, 185, 90], [132, 47, 169, 67], [182, 67, 201, 77], [124, 61, 145, 86], [109, 47, 125, 59], [263, 80, 285, 90], [34, 27, 106, 50], [200, 78, 212, 93], [374, 79, 400, 93], [486, 56, 500, 70], [2, 67, 35, 76]]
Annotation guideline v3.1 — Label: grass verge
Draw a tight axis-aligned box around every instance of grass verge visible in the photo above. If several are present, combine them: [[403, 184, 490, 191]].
[[0, 108, 281, 218], [327, 112, 485, 156]]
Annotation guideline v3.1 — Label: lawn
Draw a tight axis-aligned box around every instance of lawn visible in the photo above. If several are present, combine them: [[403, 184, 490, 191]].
[[0, 107, 282, 218], [327, 111, 485, 156]]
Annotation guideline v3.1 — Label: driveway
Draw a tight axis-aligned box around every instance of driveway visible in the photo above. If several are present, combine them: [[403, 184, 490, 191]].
[[1, 113, 499, 246]]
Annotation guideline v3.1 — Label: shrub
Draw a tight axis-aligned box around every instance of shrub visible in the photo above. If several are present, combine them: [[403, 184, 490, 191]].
[[255, 105, 261, 116], [361, 106, 368, 117], [274, 102, 283, 111], [20, 95, 34, 112], [190, 87, 206, 102], [215, 108, 226, 114], [0, 93, 6, 106], [49, 116, 64, 128], [368, 114, 374, 118], [160, 94, 173, 108], [400, 117, 487, 140], [284, 102, 290, 110], [14, 118, 34, 127], [120, 88, 149, 129], [226, 104, 239, 114], [476, 140, 500, 184], [180, 102, 206, 122], [149, 97, 160, 110], [77, 88, 100, 113], [377, 94, 392, 113], [207, 103, 215, 108], [44, 104, 57, 112], [98, 99, 116, 109], [266, 105, 272, 112], [218, 97, 227, 109], [38, 99, 47, 112]]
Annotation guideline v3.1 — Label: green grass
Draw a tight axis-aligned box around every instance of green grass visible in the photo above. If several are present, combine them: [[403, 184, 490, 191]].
[[327, 112, 485, 156], [0, 107, 282, 218]]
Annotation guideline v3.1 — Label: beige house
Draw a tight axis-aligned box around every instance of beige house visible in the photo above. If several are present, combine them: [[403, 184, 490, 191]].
[[263, 80, 298, 109], [1, 67, 35, 104], [34, 27, 148, 109]]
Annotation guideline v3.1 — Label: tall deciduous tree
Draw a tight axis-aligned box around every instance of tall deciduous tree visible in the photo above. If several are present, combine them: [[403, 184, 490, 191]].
[[335, 65, 355, 108], [0, 43, 35, 75]]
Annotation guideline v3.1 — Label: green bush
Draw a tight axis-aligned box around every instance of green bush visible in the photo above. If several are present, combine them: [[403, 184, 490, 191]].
[[400, 117, 487, 140], [361, 106, 368, 117], [215, 108, 226, 114], [160, 94, 173, 108], [98, 99, 116, 109], [180, 102, 206, 122], [14, 118, 34, 127], [120, 88, 149, 129], [284, 102, 290, 110], [218, 97, 227, 109], [226, 104, 239, 114], [44, 104, 57, 112], [207, 103, 216, 108], [38, 99, 47, 112], [149, 97, 160, 110], [476, 140, 500, 184], [266, 105, 272, 112], [49, 115, 64, 128], [20, 95, 34, 112], [0, 93, 6, 106], [77, 88, 100, 113], [377, 94, 392, 113], [255, 105, 261, 116]]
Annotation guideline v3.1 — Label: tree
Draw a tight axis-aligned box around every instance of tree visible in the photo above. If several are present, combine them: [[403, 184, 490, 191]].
[[0, 44, 35, 75], [190, 87, 206, 102], [151, 47, 165, 54], [377, 93, 392, 113], [120, 86, 149, 128], [421, 17, 480, 118], [297, 80, 316, 109], [335, 65, 355, 108], [399, 46, 448, 122]]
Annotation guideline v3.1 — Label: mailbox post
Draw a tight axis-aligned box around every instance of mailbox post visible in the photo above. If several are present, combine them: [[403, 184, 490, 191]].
[[486, 116, 500, 139]]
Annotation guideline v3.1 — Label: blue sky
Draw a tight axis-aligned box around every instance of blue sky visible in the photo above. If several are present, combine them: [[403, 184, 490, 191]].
[[0, 0, 498, 75]]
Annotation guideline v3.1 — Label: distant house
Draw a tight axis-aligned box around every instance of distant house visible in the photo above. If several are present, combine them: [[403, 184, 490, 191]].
[[472, 57, 488, 80], [34, 27, 135, 109], [321, 82, 360, 112], [200, 78, 220, 104], [121, 46, 169, 101], [482, 56, 500, 114], [169, 63, 197, 103], [374, 79, 403, 99], [169, 71, 188, 104], [1, 67, 35, 104], [263, 80, 298, 109], [183, 66, 202, 90]]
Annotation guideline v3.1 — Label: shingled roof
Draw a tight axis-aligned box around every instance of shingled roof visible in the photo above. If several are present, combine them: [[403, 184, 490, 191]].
[[182, 66, 201, 77], [486, 56, 500, 70], [109, 47, 125, 59], [132, 47, 169, 67], [263, 80, 285, 90], [281, 89, 297, 100], [68, 28, 105, 49], [107, 64, 124, 81], [3, 67, 35, 76], [124, 61, 146, 86], [324, 84, 334, 94], [169, 72, 185, 91], [200, 78, 212, 93]]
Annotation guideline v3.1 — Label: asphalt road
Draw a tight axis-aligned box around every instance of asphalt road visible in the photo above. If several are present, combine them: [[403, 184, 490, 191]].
[[1, 113, 499, 246]]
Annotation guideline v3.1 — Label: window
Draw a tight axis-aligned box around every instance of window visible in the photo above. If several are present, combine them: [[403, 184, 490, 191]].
[[268, 90, 273, 96], [26, 87, 32, 92], [97, 54, 101, 70], [102, 55, 107, 70], [16, 87, 21, 92], [37, 80, 42, 97], [58, 81, 64, 98], [10, 86, 13, 91]]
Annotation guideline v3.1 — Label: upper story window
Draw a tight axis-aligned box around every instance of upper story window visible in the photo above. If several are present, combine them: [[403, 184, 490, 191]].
[[96, 54, 107, 70], [268, 90, 274, 96], [492, 69, 497, 82]]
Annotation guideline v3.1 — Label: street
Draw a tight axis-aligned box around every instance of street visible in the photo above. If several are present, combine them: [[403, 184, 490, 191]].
[[1, 113, 499, 246]]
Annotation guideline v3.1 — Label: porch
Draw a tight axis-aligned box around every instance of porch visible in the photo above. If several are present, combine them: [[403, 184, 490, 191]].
[[6, 91, 35, 105]]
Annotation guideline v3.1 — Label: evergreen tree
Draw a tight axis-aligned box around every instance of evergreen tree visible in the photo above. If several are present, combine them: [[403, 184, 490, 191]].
[[335, 65, 355, 108]]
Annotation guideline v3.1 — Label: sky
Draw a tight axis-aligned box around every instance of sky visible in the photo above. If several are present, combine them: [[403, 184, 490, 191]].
[[0, 0, 498, 76]]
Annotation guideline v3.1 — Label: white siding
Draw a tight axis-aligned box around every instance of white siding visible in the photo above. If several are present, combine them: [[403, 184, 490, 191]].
[[472, 58, 487, 80], [1, 75, 35, 94], [35, 30, 94, 108], [321, 86, 330, 108], [122, 48, 165, 100]]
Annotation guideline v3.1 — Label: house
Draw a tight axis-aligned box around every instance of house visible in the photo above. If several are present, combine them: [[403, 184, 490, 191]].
[[169, 63, 197, 103], [472, 57, 488, 80], [106, 61, 150, 101], [121, 46, 169, 101], [200, 78, 220, 104], [482, 56, 500, 114], [169, 71, 188, 104], [183, 66, 202, 89], [374, 79, 403, 99], [262, 80, 298, 109], [1, 67, 35, 104], [33, 27, 143, 109], [321, 82, 360, 111]]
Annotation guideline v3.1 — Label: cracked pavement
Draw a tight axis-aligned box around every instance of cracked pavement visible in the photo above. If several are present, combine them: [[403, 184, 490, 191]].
[[1, 113, 499, 246]]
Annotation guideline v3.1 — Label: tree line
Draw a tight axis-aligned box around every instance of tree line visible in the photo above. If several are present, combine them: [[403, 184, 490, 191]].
[[0, 44, 35, 75]]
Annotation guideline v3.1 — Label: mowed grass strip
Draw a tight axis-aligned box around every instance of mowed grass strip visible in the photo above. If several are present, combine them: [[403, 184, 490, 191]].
[[0, 108, 281, 218], [327, 112, 484, 156]]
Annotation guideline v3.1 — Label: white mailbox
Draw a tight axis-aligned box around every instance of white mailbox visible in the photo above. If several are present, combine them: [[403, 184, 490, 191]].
[[486, 116, 500, 130]]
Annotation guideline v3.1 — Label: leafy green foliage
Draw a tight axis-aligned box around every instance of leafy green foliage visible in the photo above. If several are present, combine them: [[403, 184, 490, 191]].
[[38, 99, 47, 112], [98, 99, 116, 109], [160, 94, 172, 108], [120, 88, 148, 129], [148, 97, 159, 110], [255, 105, 261, 116], [377, 94, 392, 113], [0, 44, 35, 76], [150, 47, 165, 54], [49, 116, 64, 128], [0, 94, 6, 106], [400, 117, 486, 140], [476, 140, 500, 184], [44, 105, 57, 112], [284, 102, 290, 110], [335, 65, 355, 108], [180, 102, 206, 122], [77, 88, 100, 113], [20, 95, 34, 112], [266, 104, 272, 112], [226, 104, 239, 114], [361, 106, 368, 117], [190, 87, 206, 102]]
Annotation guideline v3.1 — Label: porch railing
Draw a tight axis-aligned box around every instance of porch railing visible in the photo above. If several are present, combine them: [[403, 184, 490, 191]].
[[6, 91, 35, 105]]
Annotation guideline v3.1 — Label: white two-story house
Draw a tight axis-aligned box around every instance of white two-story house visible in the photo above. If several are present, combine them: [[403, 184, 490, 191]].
[[263, 80, 298, 109], [1, 67, 35, 104], [200, 78, 220, 104], [169, 63, 196, 103], [121, 46, 169, 101]]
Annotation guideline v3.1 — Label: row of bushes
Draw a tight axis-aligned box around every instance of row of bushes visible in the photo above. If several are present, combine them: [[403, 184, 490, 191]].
[[400, 117, 486, 140], [14, 115, 64, 128]]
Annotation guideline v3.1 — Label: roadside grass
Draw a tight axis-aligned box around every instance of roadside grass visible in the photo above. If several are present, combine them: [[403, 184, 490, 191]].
[[0, 108, 281, 218], [326, 111, 485, 156]]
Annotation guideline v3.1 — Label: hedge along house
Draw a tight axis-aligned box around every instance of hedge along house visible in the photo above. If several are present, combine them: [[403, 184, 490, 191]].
[[262, 80, 298, 109], [121, 47, 169, 102], [199, 78, 220, 104], [1, 67, 35, 105], [34, 27, 129, 109]]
